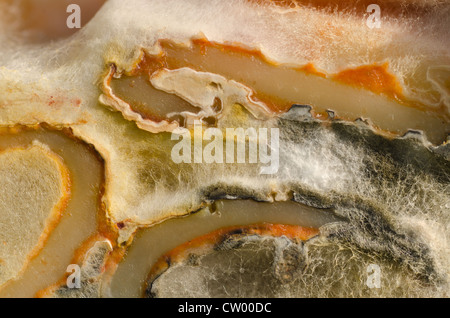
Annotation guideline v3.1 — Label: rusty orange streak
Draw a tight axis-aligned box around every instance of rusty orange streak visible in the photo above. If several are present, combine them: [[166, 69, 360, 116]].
[[111, 38, 430, 115], [333, 63, 404, 101], [145, 222, 319, 290], [167, 223, 319, 262]]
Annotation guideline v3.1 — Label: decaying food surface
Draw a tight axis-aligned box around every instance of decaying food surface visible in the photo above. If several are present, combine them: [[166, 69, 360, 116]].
[[102, 39, 448, 142], [0, 0, 449, 297], [145, 224, 434, 298], [108, 200, 339, 298], [146, 223, 320, 298], [0, 126, 118, 297], [0, 141, 70, 289]]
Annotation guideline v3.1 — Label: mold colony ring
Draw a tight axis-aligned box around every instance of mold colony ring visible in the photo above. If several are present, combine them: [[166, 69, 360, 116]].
[[0, 0, 449, 298]]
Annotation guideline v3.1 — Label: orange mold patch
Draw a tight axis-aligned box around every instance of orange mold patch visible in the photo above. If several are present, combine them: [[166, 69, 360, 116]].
[[333, 63, 404, 101], [102, 37, 449, 143], [148, 223, 319, 281]]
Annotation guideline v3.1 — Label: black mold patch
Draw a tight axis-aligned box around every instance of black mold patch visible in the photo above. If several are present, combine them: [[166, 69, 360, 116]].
[[328, 121, 450, 183], [292, 188, 334, 209], [282, 104, 314, 121], [201, 183, 270, 202]]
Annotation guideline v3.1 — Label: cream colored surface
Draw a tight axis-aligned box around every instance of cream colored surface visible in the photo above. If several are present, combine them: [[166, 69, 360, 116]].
[[0, 128, 103, 298], [0, 144, 69, 288]]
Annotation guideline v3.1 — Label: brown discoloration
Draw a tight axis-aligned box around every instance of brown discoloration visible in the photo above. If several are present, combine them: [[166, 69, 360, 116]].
[[116, 222, 125, 230], [2, 0, 106, 43]]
